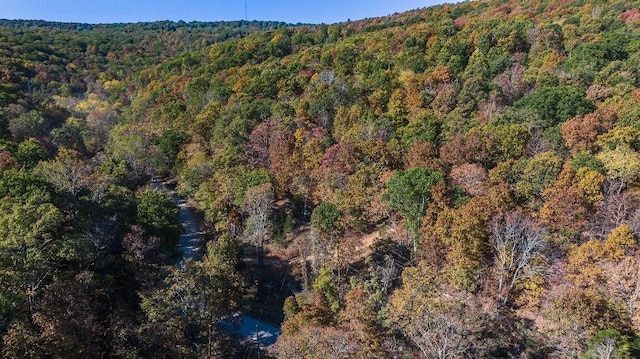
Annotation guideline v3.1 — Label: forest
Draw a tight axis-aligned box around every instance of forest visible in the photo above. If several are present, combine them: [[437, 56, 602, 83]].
[[2, 0, 640, 357]]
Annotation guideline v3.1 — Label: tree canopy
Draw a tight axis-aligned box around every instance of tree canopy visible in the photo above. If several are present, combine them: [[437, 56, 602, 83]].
[[3, 0, 640, 356]]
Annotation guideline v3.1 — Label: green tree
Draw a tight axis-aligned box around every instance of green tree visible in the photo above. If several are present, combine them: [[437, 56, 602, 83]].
[[50, 117, 87, 153], [136, 189, 181, 258], [582, 329, 634, 359], [515, 85, 594, 126], [311, 202, 341, 238], [0, 195, 68, 318], [155, 129, 188, 170], [15, 138, 49, 169], [8, 111, 47, 142], [312, 267, 339, 312], [384, 167, 443, 256]]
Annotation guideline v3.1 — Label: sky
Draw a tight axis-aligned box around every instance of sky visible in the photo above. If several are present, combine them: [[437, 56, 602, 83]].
[[0, 0, 447, 25]]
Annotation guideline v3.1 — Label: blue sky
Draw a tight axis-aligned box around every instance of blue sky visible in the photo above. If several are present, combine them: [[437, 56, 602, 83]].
[[1, 0, 447, 24]]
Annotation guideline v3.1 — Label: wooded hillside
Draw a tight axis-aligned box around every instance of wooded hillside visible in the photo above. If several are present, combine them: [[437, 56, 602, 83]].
[[2, 0, 640, 357]]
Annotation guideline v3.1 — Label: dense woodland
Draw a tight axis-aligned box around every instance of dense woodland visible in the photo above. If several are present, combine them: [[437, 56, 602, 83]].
[[2, 0, 640, 357]]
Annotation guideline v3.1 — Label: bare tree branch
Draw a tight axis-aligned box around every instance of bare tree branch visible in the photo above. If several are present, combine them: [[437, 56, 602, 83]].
[[491, 211, 547, 306]]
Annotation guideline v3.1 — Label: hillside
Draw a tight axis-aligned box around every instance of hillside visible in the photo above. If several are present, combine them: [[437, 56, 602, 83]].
[[2, 0, 640, 357]]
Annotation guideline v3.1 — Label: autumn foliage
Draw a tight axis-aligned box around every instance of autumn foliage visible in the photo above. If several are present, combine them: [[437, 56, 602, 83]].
[[2, 0, 640, 357]]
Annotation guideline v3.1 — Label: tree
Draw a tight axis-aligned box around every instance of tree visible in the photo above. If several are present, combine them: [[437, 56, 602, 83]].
[[107, 125, 162, 179], [386, 263, 486, 358], [514, 85, 594, 126], [429, 189, 514, 289], [600, 255, 640, 332], [0, 193, 67, 318], [396, 110, 442, 149], [561, 110, 616, 154], [597, 146, 640, 192], [136, 189, 181, 258], [50, 117, 88, 153], [8, 110, 47, 142], [404, 140, 440, 169], [591, 192, 639, 240], [155, 129, 188, 170], [493, 61, 526, 101], [247, 120, 276, 168], [383, 167, 443, 257], [139, 235, 241, 358], [312, 267, 339, 312], [334, 165, 387, 231], [313, 143, 356, 203], [311, 202, 341, 239], [596, 126, 640, 152], [272, 325, 357, 359], [0, 151, 15, 170], [193, 166, 238, 227], [241, 182, 274, 265], [542, 288, 629, 358], [490, 211, 547, 307], [514, 151, 563, 202], [566, 224, 637, 289], [268, 126, 294, 193], [15, 138, 49, 169], [122, 225, 164, 271], [583, 329, 633, 359], [339, 285, 385, 357], [11, 272, 102, 358], [431, 83, 458, 119], [539, 186, 590, 234], [440, 125, 529, 168], [35, 149, 92, 217], [450, 163, 488, 196]]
